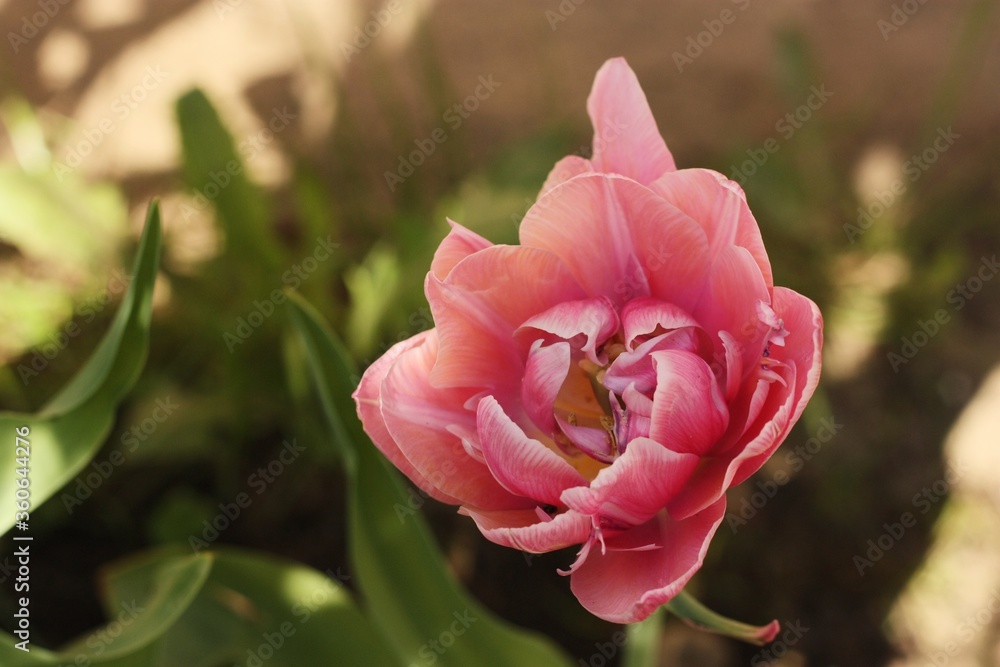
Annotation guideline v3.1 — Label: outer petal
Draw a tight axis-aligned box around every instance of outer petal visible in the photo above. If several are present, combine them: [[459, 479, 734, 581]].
[[540, 155, 593, 196], [561, 438, 700, 527], [430, 219, 493, 280], [353, 330, 461, 505], [427, 245, 586, 390], [587, 57, 677, 184], [650, 169, 773, 288], [462, 507, 592, 553], [520, 174, 709, 308], [649, 350, 729, 456], [726, 287, 823, 487], [478, 396, 588, 506], [570, 498, 727, 623], [380, 332, 532, 511]]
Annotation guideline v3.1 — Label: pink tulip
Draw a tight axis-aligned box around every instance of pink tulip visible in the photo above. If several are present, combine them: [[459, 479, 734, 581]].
[[354, 57, 822, 624]]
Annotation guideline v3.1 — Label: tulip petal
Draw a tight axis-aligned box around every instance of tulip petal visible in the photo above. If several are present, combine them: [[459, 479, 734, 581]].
[[540, 155, 593, 196], [478, 396, 589, 506], [667, 289, 820, 520], [726, 287, 822, 488], [354, 330, 462, 505], [520, 174, 708, 308], [517, 297, 619, 364], [690, 245, 770, 375], [463, 507, 592, 553], [426, 245, 586, 390], [651, 168, 773, 288], [570, 498, 726, 623], [649, 350, 729, 456], [430, 219, 493, 280], [521, 340, 571, 435], [587, 57, 677, 184], [561, 438, 700, 527], [619, 297, 702, 349], [381, 332, 532, 510]]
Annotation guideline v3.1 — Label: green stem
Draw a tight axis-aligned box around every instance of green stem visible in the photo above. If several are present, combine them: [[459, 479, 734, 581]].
[[665, 590, 779, 646]]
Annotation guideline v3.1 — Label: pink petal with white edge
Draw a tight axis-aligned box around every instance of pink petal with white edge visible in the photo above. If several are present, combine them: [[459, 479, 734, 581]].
[[520, 174, 708, 308], [540, 155, 593, 196], [649, 350, 729, 456], [651, 168, 773, 288], [517, 297, 619, 365], [478, 396, 588, 506], [430, 219, 493, 280], [561, 438, 700, 527], [690, 245, 771, 375], [426, 244, 585, 390], [380, 332, 533, 511], [463, 507, 592, 553], [726, 287, 822, 487], [570, 497, 727, 623], [521, 340, 571, 435], [619, 297, 702, 349], [668, 289, 820, 519], [353, 330, 462, 505], [586, 57, 677, 184]]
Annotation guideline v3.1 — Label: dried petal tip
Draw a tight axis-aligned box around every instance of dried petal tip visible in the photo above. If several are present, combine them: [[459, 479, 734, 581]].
[[664, 590, 780, 646]]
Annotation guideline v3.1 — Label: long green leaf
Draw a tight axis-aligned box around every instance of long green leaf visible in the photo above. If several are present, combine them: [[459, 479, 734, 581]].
[[287, 292, 573, 667], [0, 551, 211, 666], [0, 201, 162, 536], [102, 546, 395, 667], [175, 89, 279, 272]]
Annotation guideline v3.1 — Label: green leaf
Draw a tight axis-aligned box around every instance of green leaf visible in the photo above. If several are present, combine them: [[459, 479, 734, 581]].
[[287, 292, 573, 667], [0, 551, 211, 666], [175, 89, 279, 272], [102, 546, 395, 667], [0, 201, 162, 537]]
